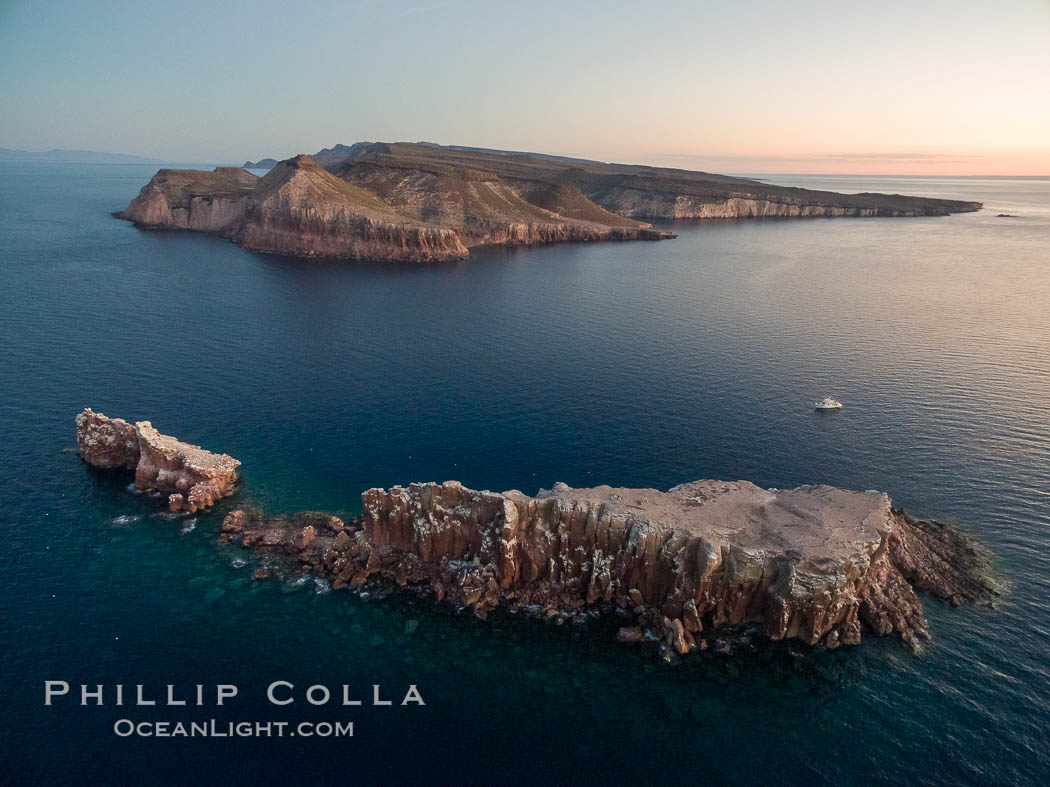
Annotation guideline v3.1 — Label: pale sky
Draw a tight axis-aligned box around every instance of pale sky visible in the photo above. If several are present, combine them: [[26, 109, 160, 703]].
[[1, 0, 1048, 174]]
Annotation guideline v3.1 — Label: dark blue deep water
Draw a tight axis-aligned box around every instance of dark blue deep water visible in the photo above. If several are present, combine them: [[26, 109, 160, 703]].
[[2, 163, 1049, 785]]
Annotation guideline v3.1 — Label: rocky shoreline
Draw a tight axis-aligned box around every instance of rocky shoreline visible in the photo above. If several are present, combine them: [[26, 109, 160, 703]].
[[221, 480, 997, 654]]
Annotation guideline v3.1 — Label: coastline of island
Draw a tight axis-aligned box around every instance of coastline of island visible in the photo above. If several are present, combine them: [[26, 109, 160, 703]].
[[115, 142, 983, 263]]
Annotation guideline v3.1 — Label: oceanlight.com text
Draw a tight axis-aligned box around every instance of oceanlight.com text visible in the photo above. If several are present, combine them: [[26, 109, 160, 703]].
[[112, 719, 354, 738]]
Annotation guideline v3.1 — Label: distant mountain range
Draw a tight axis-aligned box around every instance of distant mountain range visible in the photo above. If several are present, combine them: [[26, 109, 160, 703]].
[[0, 148, 157, 164], [243, 142, 377, 169]]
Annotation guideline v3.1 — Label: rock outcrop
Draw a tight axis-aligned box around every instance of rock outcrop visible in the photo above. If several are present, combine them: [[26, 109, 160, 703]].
[[222, 479, 996, 651], [76, 408, 240, 513], [119, 141, 980, 263], [115, 167, 257, 231]]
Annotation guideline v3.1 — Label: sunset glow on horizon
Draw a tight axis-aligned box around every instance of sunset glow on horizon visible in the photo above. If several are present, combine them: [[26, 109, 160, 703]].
[[1, 0, 1048, 175], [634, 149, 1050, 177]]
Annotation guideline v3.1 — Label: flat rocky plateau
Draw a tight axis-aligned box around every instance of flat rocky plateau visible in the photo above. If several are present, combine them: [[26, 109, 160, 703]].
[[223, 479, 997, 654]]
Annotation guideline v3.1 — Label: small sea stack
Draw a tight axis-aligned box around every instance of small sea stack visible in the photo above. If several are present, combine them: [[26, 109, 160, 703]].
[[75, 408, 240, 513]]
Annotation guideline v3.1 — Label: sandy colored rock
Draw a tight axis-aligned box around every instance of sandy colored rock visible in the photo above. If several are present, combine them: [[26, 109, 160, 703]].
[[683, 599, 702, 633]]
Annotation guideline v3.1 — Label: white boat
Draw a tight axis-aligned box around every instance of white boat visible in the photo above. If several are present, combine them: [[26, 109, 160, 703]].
[[814, 397, 843, 410]]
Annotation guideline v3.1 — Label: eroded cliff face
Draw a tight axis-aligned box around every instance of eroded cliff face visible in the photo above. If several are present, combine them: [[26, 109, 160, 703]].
[[222, 479, 996, 652], [230, 156, 470, 261], [336, 163, 673, 249], [115, 167, 257, 230], [116, 157, 471, 262], [76, 409, 240, 513], [453, 219, 671, 247]]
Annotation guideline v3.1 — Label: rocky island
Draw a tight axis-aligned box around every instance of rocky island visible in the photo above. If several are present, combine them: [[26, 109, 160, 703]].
[[76, 410, 996, 654], [117, 142, 982, 263], [222, 479, 996, 653], [76, 408, 240, 513]]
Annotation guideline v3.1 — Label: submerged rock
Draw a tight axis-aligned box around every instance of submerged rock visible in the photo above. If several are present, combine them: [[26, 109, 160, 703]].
[[222, 479, 998, 651], [76, 408, 240, 513], [616, 626, 645, 643]]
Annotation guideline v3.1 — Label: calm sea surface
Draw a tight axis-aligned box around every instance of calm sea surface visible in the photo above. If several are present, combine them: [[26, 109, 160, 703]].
[[1, 164, 1048, 784]]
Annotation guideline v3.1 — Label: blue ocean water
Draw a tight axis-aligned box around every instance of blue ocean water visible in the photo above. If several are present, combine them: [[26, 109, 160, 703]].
[[1, 163, 1048, 784]]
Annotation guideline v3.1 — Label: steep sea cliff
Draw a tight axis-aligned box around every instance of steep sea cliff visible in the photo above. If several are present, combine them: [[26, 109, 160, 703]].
[[220, 478, 994, 653], [118, 156, 472, 262]]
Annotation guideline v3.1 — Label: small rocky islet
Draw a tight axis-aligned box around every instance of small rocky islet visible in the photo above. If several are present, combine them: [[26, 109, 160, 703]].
[[116, 141, 983, 263], [75, 408, 239, 513], [76, 409, 997, 656]]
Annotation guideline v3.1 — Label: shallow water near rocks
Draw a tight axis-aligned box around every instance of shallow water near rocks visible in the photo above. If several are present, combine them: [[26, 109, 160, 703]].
[[2, 163, 1049, 783]]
